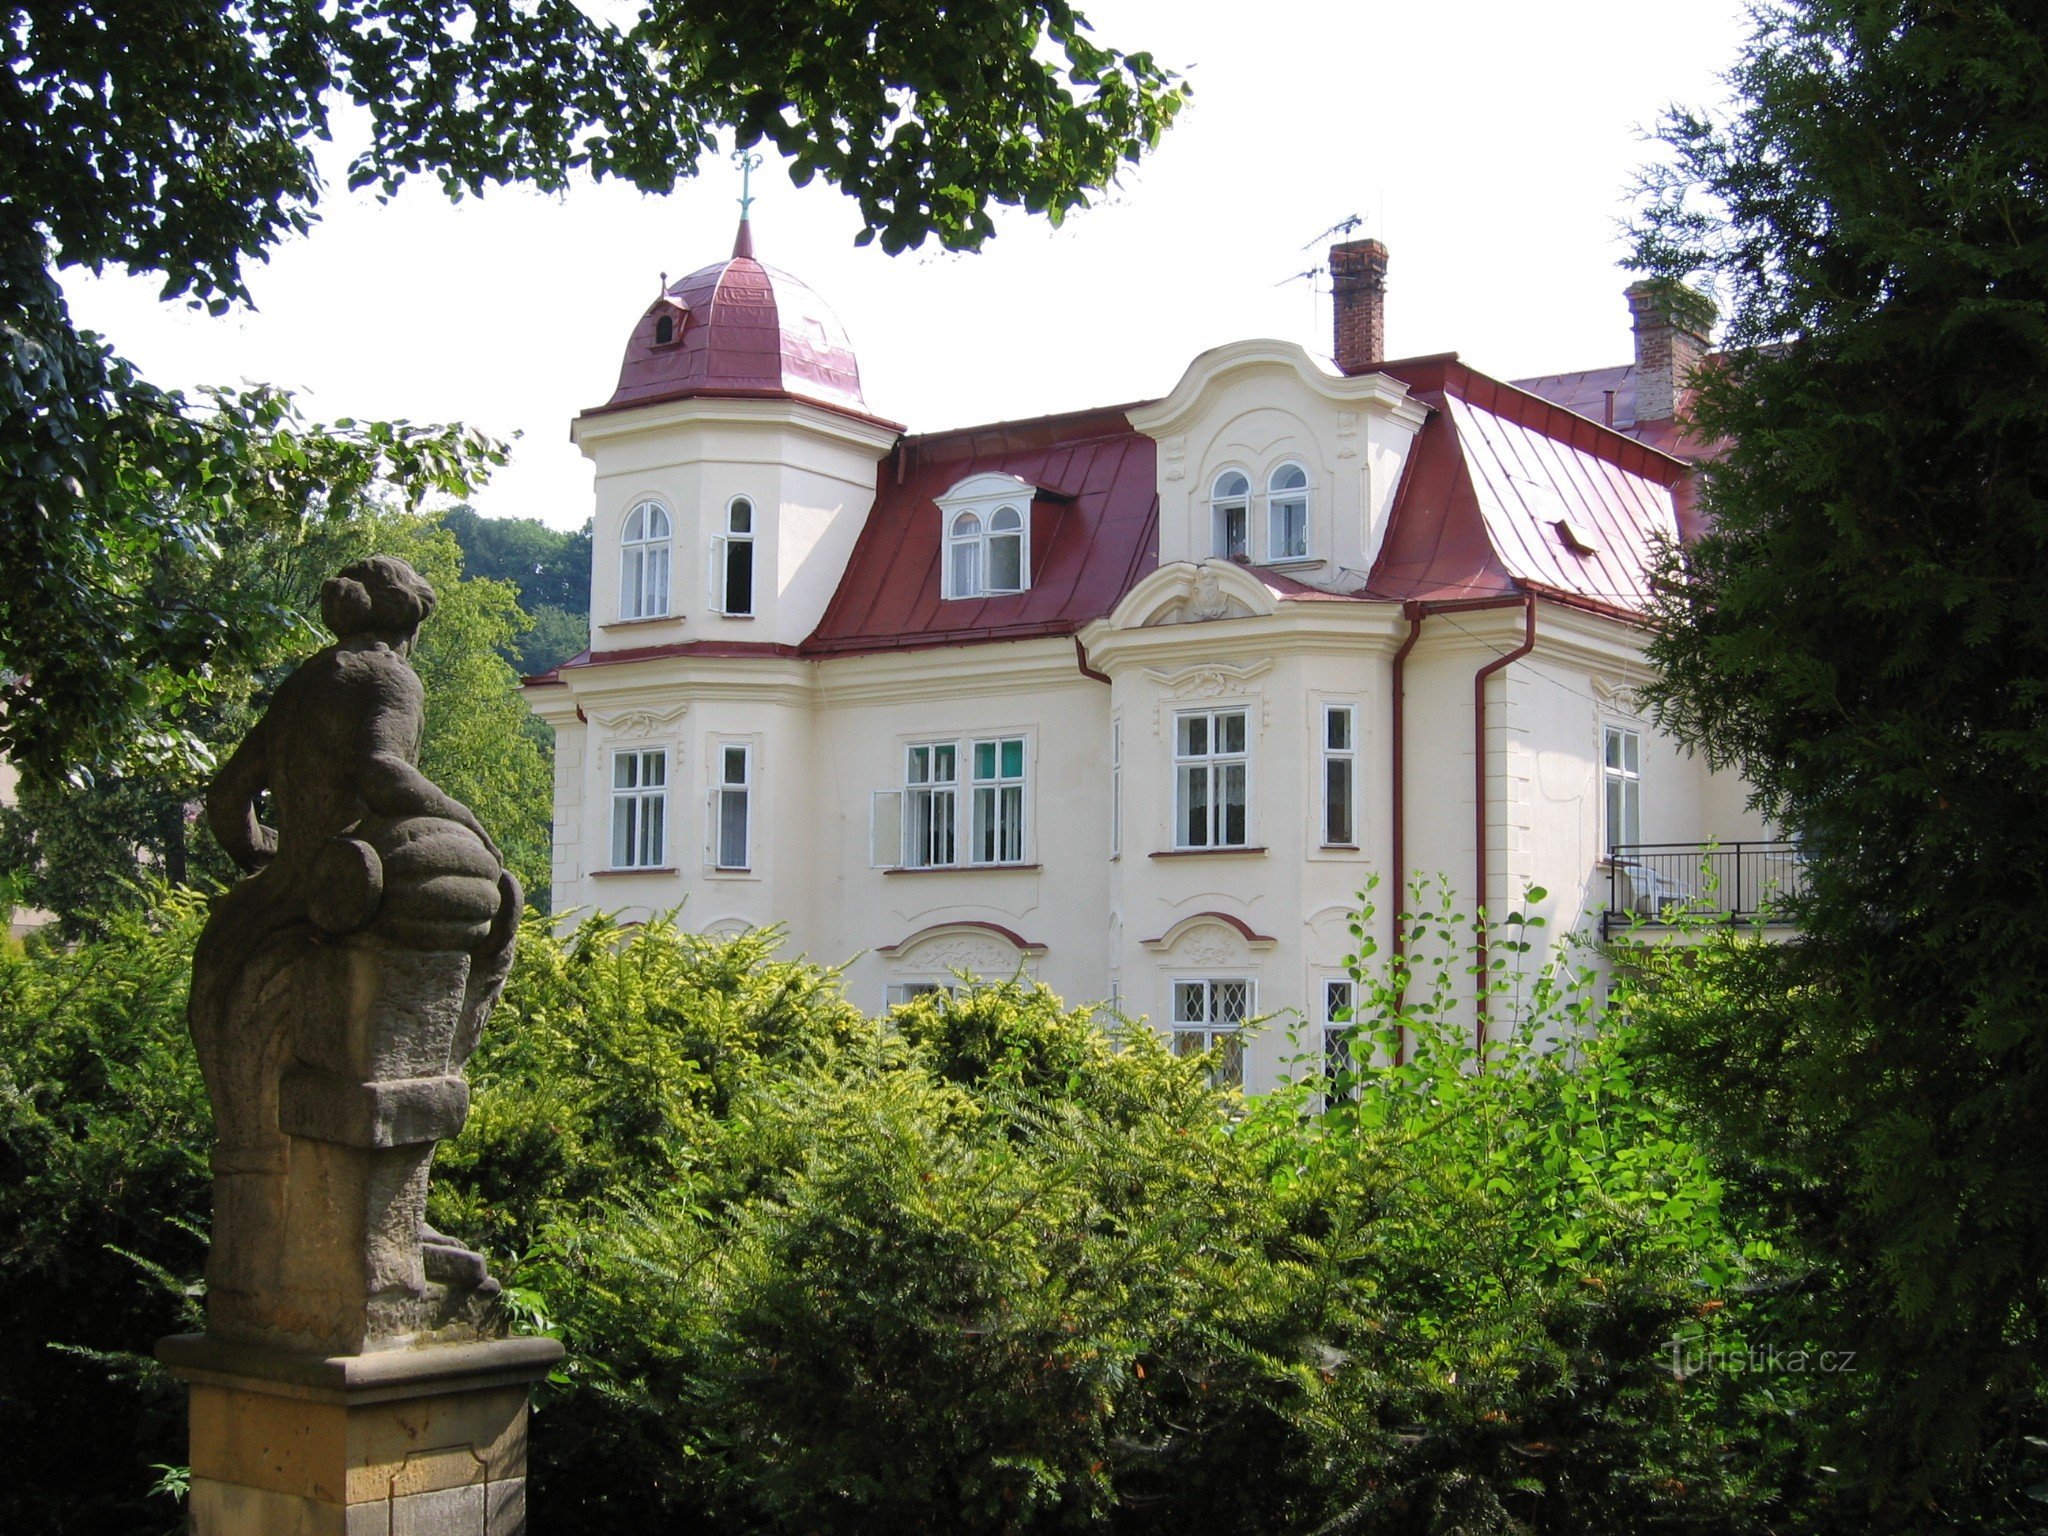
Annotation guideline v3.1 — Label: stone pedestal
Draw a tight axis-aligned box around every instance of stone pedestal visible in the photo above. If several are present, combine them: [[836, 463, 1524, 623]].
[[158, 1333, 563, 1535]]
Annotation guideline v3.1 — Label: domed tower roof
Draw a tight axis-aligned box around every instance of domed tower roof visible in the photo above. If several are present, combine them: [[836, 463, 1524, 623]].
[[599, 219, 870, 418]]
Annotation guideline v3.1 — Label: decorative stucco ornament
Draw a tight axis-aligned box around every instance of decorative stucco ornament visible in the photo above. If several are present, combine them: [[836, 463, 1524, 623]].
[[188, 556, 523, 1355]]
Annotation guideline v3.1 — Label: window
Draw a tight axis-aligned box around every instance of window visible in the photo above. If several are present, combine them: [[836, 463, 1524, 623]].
[[946, 511, 983, 598], [653, 313, 676, 346], [987, 506, 1025, 592], [1321, 978, 1358, 1098], [1211, 470, 1250, 559], [1268, 462, 1310, 560], [904, 742, 958, 867], [970, 737, 1026, 864], [619, 501, 672, 620], [1110, 718, 1122, 859], [886, 981, 953, 1008], [1172, 978, 1251, 1087], [944, 507, 1028, 598], [610, 749, 667, 868], [1322, 705, 1356, 846], [1604, 725, 1642, 849], [938, 472, 1036, 598], [713, 744, 751, 870], [898, 737, 1029, 868], [1174, 709, 1249, 849], [712, 497, 755, 616]]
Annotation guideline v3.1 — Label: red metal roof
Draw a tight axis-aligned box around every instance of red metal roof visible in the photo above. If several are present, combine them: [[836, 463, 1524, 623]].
[[592, 219, 871, 420], [1365, 357, 1686, 613], [803, 406, 1159, 656]]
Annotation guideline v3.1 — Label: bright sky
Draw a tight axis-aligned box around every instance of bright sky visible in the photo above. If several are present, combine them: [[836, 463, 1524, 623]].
[[60, 0, 1747, 532]]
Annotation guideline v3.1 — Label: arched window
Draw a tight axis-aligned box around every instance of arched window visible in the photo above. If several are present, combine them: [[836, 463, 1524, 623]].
[[714, 496, 755, 616], [986, 506, 1024, 593], [1268, 462, 1310, 560], [947, 511, 984, 598], [653, 313, 675, 346], [620, 500, 671, 620], [1211, 470, 1250, 559], [936, 472, 1036, 599]]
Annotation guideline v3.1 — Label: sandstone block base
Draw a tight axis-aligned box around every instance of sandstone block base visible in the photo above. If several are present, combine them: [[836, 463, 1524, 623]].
[[158, 1333, 564, 1536]]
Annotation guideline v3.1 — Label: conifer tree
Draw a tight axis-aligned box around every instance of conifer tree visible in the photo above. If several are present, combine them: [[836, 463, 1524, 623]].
[[1630, 0, 2048, 1504]]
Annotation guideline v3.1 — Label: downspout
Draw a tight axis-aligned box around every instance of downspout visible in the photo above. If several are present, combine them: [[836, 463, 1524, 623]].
[[1470, 593, 1538, 1063], [1388, 605, 1427, 1060], [1073, 635, 1111, 685]]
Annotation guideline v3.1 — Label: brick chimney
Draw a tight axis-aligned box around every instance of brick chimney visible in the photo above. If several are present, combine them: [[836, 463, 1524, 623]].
[[1625, 280, 1712, 424], [1330, 239, 1389, 375]]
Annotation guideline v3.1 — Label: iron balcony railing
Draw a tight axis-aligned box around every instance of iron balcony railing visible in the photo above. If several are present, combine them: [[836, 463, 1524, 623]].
[[1604, 841, 1805, 938]]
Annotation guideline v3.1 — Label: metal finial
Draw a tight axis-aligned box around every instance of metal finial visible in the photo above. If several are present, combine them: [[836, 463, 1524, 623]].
[[733, 149, 764, 219]]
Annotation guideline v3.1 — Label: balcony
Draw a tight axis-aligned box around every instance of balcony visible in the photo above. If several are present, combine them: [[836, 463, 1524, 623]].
[[1603, 841, 1805, 939]]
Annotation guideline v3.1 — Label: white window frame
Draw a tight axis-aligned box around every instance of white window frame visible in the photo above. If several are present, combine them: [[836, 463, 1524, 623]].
[[1603, 724, 1642, 851], [1173, 707, 1251, 850], [1322, 703, 1357, 847], [938, 472, 1036, 599], [903, 741, 960, 868], [898, 735, 1031, 868], [1321, 976, 1359, 1095], [710, 741, 752, 871], [710, 495, 755, 617], [619, 500, 672, 620], [1210, 469, 1251, 559], [945, 511, 985, 601], [968, 736, 1028, 865], [885, 980, 955, 1009], [1267, 461, 1311, 562], [1171, 977, 1253, 1088], [609, 747, 669, 869]]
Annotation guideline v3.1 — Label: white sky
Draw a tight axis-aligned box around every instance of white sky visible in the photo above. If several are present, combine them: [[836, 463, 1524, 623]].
[[60, 0, 1746, 532]]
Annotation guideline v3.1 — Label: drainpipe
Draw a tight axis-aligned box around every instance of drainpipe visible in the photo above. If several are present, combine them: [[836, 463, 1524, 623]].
[[1073, 635, 1111, 685], [1470, 594, 1538, 1063], [1388, 606, 1426, 1059]]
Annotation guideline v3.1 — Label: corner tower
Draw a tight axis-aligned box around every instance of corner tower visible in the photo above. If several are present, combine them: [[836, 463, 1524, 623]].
[[571, 217, 900, 649]]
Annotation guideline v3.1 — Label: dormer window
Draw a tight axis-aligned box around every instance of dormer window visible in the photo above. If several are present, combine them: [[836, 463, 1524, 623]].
[[1211, 471, 1250, 559], [1268, 462, 1310, 560], [653, 313, 675, 346], [620, 500, 672, 620], [937, 472, 1036, 599]]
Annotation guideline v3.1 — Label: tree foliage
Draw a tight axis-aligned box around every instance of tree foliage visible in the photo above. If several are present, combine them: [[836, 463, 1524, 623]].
[[2, 883, 1797, 1536], [1629, 0, 2048, 1506], [0, 0, 1185, 776], [0, 507, 556, 931], [439, 505, 592, 676]]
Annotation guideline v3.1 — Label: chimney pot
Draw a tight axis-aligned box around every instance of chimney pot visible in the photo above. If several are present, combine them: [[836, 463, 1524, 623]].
[[1330, 239, 1389, 375]]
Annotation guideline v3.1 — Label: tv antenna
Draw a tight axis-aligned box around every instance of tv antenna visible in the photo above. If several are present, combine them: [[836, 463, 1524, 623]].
[[1300, 214, 1363, 251]]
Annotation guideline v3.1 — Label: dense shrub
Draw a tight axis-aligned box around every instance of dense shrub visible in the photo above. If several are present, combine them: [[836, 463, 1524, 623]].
[[0, 883, 1945, 1534]]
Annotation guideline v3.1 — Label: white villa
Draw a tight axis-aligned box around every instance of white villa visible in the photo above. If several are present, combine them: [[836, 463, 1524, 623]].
[[525, 223, 1777, 1091]]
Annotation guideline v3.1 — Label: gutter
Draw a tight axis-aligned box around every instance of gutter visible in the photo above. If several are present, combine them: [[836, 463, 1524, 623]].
[[1388, 607, 1427, 1061], [1386, 592, 1538, 1065], [1469, 594, 1538, 1062]]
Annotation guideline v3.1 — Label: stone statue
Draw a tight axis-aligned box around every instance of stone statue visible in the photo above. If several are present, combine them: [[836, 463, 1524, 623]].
[[188, 555, 522, 1355]]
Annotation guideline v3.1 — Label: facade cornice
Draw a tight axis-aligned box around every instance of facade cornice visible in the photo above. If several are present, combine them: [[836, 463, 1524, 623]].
[[1080, 600, 1410, 674], [1126, 339, 1433, 440], [814, 637, 1091, 708], [572, 394, 901, 457], [557, 655, 820, 712]]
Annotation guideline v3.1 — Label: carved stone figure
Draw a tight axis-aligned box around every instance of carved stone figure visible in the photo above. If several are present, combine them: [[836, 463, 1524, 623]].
[[188, 556, 521, 1355]]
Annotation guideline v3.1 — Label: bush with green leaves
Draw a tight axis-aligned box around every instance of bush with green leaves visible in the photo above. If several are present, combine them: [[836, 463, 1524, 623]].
[[0, 883, 1880, 1535]]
